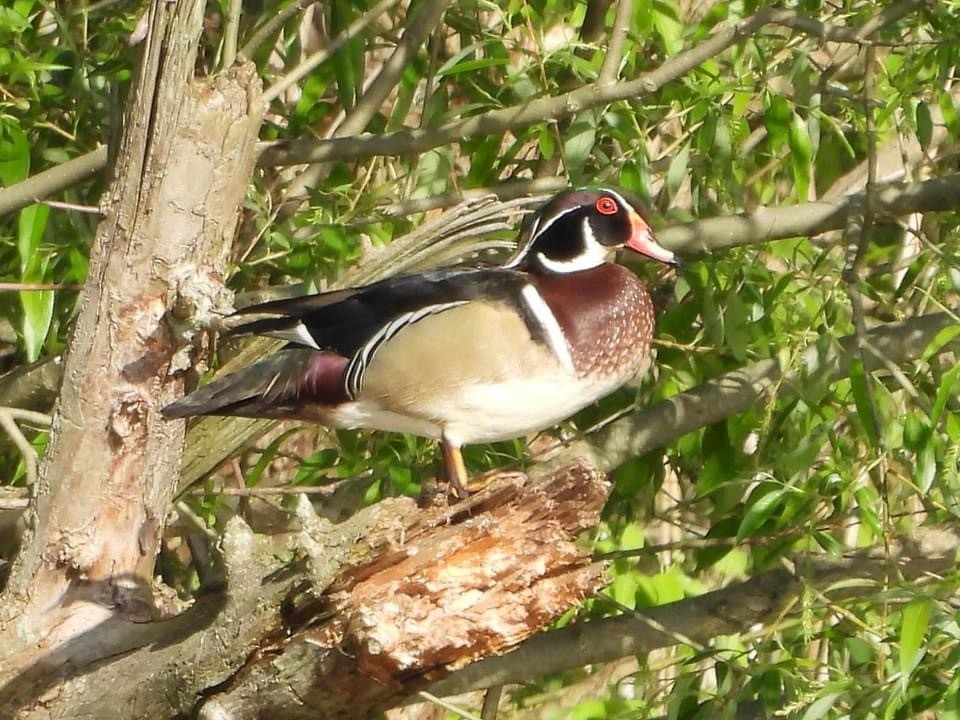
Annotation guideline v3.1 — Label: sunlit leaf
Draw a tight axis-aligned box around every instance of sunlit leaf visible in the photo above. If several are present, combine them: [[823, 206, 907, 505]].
[[562, 119, 596, 175], [789, 112, 812, 201], [916, 100, 933, 149], [900, 598, 932, 687], [737, 485, 787, 542], [801, 691, 843, 720], [0, 117, 29, 186]]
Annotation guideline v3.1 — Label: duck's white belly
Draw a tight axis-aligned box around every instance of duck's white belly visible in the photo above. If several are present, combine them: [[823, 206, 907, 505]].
[[329, 363, 643, 445], [325, 296, 649, 445]]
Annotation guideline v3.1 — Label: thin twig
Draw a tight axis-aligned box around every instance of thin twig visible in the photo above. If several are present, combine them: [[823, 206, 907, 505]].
[[40, 199, 102, 215], [598, 0, 633, 85], [282, 0, 452, 200], [0, 282, 83, 292], [261, 8, 784, 167], [769, 1, 923, 43], [417, 691, 484, 720], [238, 0, 317, 60], [262, 0, 399, 104], [222, 0, 243, 68], [0, 488, 29, 510], [480, 685, 503, 720], [375, 177, 568, 217], [841, 45, 884, 448], [0, 407, 51, 486], [191, 485, 343, 497], [0, 145, 108, 218]]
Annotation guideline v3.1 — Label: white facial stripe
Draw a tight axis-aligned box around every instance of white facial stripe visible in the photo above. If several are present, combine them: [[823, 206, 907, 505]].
[[504, 203, 582, 269], [599, 187, 636, 216], [533, 216, 611, 273], [520, 284, 575, 374]]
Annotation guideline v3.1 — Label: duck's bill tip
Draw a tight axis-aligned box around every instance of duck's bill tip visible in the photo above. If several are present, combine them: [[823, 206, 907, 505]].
[[626, 224, 680, 268]]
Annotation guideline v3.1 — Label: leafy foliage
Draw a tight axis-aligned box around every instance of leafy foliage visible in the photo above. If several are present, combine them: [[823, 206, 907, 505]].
[[2, 0, 960, 717]]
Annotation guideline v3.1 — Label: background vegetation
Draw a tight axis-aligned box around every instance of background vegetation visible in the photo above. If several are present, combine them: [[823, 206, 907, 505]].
[[1, 0, 959, 718]]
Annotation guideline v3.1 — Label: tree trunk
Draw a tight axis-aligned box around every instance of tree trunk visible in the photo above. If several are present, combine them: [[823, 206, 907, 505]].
[[0, 0, 262, 710]]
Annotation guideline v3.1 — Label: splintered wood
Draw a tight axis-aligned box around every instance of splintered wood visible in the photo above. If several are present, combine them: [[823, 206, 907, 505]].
[[217, 462, 610, 719], [321, 464, 608, 685]]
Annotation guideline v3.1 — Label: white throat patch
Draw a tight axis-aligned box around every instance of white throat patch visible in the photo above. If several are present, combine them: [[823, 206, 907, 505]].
[[534, 216, 611, 273]]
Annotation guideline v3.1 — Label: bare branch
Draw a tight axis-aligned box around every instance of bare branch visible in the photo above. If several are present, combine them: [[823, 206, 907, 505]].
[[427, 527, 959, 696], [0, 407, 51, 487], [598, 0, 633, 85], [261, 9, 782, 167], [0, 282, 83, 292], [222, 0, 242, 68], [0, 146, 107, 218], [657, 173, 960, 254], [769, 0, 924, 43]]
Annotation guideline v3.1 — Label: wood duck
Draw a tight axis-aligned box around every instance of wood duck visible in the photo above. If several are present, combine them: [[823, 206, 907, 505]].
[[163, 188, 679, 495]]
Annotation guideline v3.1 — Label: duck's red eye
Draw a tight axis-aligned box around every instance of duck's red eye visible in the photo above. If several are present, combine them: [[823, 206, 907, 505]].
[[595, 196, 618, 215]]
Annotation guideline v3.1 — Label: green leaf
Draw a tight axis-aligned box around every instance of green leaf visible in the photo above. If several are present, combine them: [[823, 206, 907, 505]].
[[17, 203, 53, 361], [801, 691, 843, 720], [917, 442, 936, 494], [939, 89, 960, 140], [900, 598, 931, 687], [436, 57, 508, 77], [652, 0, 683, 54], [633, 0, 653, 36], [330, 0, 365, 112], [562, 120, 596, 175], [0, 6, 30, 33], [610, 572, 639, 609], [723, 291, 750, 362], [18, 203, 49, 275], [571, 699, 607, 720], [537, 124, 555, 160], [848, 358, 879, 445], [763, 94, 791, 151], [620, 522, 645, 551], [916, 101, 933, 149], [0, 117, 30, 186], [788, 112, 812, 201], [920, 324, 960, 364], [931, 362, 960, 426], [19, 288, 54, 362], [737, 485, 787, 542], [713, 115, 732, 160], [665, 141, 690, 200]]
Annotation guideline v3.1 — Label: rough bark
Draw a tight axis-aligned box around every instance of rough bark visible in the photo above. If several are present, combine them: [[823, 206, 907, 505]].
[[194, 466, 608, 720], [0, 463, 607, 719], [0, 0, 262, 711]]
